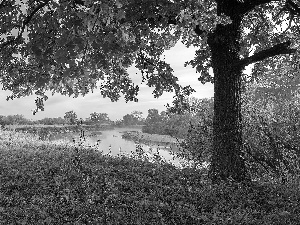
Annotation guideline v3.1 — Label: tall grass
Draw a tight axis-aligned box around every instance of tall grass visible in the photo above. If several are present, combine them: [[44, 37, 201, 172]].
[[1, 129, 300, 224]]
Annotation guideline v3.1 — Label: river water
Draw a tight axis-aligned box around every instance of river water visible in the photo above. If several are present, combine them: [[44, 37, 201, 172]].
[[50, 127, 193, 168]]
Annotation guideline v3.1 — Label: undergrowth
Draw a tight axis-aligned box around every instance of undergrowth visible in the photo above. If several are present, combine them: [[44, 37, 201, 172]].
[[0, 129, 299, 224]]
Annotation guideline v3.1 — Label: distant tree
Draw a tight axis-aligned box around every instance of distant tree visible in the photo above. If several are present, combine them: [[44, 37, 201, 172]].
[[162, 113, 192, 138], [143, 109, 164, 134], [114, 119, 124, 127], [38, 117, 66, 125], [64, 111, 77, 125], [83, 117, 93, 125], [122, 111, 144, 126], [55, 117, 66, 125], [77, 118, 83, 125], [122, 114, 135, 126], [0, 115, 8, 128], [38, 117, 54, 125], [142, 98, 214, 138], [5, 114, 29, 125], [131, 111, 144, 125], [90, 112, 110, 124]]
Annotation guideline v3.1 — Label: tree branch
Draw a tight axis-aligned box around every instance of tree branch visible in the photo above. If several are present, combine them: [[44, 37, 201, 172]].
[[72, 0, 205, 36], [0, 0, 8, 9], [73, 0, 84, 5], [215, 0, 282, 16], [236, 40, 297, 68], [0, 0, 50, 50], [241, 0, 282, 14], [194, 25, 206, 36]]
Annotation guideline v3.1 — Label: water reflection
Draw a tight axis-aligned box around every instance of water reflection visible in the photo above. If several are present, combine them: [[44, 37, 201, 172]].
[[50, 127, 192, 168]]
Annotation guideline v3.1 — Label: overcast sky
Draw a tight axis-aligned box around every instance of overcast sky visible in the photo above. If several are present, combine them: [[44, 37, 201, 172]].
[[0, 42, 215, 121]]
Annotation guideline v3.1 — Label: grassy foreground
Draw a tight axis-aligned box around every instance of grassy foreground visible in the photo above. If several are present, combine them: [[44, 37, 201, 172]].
[[0, 130, 300, 224]]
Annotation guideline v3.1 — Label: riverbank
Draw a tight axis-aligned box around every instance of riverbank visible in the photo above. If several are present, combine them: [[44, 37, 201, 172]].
[[121, 130, 183, 146], [1, 129, 299, 224]]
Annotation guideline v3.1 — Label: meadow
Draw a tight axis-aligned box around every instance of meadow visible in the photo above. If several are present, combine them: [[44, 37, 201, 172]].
[[1, 129, 300, 224]]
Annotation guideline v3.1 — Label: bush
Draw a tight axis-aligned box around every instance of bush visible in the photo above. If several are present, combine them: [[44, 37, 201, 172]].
[[241, 92, 300, 182]]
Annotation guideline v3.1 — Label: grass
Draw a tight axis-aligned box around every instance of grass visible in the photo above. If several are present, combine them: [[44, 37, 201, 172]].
[[0, 129, 300, 224]]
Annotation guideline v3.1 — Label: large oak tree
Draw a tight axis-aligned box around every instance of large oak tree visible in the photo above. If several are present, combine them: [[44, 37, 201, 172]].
[[1, 0, 300, 183]]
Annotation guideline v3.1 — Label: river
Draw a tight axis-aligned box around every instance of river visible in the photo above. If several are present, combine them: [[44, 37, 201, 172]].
[[50, 127, 193, 168]]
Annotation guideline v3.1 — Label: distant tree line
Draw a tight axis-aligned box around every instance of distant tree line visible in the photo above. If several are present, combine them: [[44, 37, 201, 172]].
[[0, 110, 145, 127], [142, 97, 214, 139], [115, 111, 145, 127], [0, 114, 33, 127], [0, 114, 67, 127]]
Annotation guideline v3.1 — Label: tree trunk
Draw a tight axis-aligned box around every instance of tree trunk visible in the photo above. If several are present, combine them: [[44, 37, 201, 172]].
[[207, 16, 249, 183]]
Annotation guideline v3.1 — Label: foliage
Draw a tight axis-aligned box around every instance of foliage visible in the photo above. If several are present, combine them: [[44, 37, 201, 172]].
[[90, 112, 110, 124], [142, 109, 190, 136], [177, 97, 214, 166], [142, 97, 213, 137], [122, 111, 144, 126], [38, 117, 66, 125], [113, 119, 124, 127], [0, 116, 6, 128], [122, 114, 136, 126], [142, 109, 164, 134], [160, 112, 191, 138], [131, 111, 144, 121], [0, 114, 32, 126], [1, 129, 300, 224], [130, 110, 145, 125], [142, 110, 190, 138], [0, 116, 10, 128], [0, 0, 196, 113], [170, 90, 300, 182], [241, 81, 300, 182], [64, 110, 78, 125]]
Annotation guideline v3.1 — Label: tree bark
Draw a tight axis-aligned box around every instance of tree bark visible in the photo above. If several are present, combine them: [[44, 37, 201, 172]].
[[207, 16, 249, 183]]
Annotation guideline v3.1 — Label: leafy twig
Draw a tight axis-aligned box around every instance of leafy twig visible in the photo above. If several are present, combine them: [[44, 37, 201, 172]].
[[0, 0, 50, 50]]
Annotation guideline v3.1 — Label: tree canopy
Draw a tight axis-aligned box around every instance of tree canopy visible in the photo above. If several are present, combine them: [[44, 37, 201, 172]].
[[0, 0, 197, 113], [1, 1, 300, 109], [64, 110, 77, 124]]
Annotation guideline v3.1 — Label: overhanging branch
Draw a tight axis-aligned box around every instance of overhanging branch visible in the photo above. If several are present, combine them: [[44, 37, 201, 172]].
[[236, 40, 297, 68], [72, 0, 206, 36], [0, 0, 8, 9], [73, 0, 84, 5], [240, 0, 282, 15], [215, 0, 279, 16], [244, 0, 280, 8], [0, 0, 50, 50]]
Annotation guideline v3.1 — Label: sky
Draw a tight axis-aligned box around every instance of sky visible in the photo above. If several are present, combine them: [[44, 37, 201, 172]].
[[0, 42, 215, 121]]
